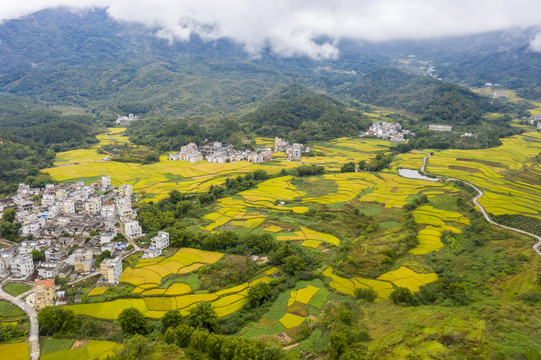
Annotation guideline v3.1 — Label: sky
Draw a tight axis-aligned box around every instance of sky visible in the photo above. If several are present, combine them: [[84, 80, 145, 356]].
[[1, 0, 541, 58]]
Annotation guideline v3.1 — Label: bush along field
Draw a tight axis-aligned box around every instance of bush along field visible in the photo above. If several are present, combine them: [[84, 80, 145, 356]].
[[32, 127, 541, 359]]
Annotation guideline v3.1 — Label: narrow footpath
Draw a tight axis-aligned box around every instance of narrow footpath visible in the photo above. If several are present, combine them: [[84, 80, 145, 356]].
[[0, 279, 39, 360], [420, 152, 541, 256]]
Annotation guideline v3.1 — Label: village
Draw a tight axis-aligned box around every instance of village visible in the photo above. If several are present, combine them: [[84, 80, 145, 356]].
[[360, 121, 415, 142], [0, 177, 171, 310], [168, 137, 310, 164]]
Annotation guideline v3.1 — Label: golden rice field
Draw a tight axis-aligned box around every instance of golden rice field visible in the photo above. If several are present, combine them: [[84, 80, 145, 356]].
[[409, 206, 469, 255], [0, 341, 29, 360], [391, 150, 427, 171], [377, 266, 438, 292], [302, 172, 377, 204], [49, 131, 398, 202], [359, 173, 458, 208], [201, 176, 308, 231], [279, 313, 305, 328], [122, 248, 223, 287], [287, 285, 320, 306], [88, 287, 109, 296], [54, 128, 129, 166], [427, 132, 541, 219], [323, 266, 437, 298], [41, 340, 123, 360], [276, 227, 340, 247], [67, 275, 273, 320]]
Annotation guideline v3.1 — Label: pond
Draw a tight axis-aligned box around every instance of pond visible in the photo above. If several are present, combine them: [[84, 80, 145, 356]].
[[398, 168, 440, 182]]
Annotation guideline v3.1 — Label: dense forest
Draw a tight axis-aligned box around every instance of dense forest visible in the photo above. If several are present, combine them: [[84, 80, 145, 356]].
[[242, 85, 371, 142]]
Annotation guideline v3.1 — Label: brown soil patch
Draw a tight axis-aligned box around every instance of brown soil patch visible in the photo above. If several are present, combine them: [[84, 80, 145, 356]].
[[283, 343, 299, 350], [71, 340, 88, 349], [277, 332, 293, 343], [391, 187, 398, 193]]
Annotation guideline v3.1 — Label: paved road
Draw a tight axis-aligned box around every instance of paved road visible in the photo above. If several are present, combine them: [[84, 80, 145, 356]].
[[420, 152, 541, 256], [0, 280, 40, 360]]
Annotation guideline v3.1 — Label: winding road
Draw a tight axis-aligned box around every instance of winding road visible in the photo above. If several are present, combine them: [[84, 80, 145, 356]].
[[0, 279, 40, 360], [420, 152, 541, 256]]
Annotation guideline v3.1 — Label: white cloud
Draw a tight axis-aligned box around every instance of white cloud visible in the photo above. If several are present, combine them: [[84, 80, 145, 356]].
[[1, 0, 541, 59], [530, 33, 541, 52]]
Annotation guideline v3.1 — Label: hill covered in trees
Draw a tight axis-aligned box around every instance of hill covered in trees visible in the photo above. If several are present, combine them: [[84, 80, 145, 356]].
[[242, 84, 371, 142]]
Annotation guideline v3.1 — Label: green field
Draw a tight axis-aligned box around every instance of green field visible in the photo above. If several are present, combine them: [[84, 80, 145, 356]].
[[3, 283, 32, 297]]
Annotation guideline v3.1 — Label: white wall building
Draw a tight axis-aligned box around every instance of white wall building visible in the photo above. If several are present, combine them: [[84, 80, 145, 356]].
[[151, 231, 170, 250], [124, 220, 143, 239], [11, 254, 34, 278], [119, 184, 133, 198]]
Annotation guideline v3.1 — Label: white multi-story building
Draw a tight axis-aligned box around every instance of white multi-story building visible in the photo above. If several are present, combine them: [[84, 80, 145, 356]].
[[124, 220, 143, 239], [118, 205, 134, 222], [60, 200, 75, 214], [101, 204, 115, 219], [84, 196, 102, 214], [11, 254, 34, 278], [45, 206, 60, 220], [37, 262, 60, 279], [151, 231, 170, 250], [119, 184, 132, 198], [101, 257, 123, 284]]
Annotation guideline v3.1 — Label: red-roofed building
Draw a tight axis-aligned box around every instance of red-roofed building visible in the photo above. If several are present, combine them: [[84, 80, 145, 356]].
[[34, 279, 55, 309]]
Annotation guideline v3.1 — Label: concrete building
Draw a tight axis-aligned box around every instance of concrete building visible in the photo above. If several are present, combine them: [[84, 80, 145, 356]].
[[151, 231, 170, 250], [34, 279, 55, 309], [101, 257, 122, 284], [74, 250, 93, 274], [11, 254, 34, 278], [37, 262, 60, 279], [84, 196, 102, 214], [124, 220, 143, 239], [119, 184, 133, 198], [429, 124, 452, 132]]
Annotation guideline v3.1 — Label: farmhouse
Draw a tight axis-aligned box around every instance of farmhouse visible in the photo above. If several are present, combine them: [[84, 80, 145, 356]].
[[34, 279, 55, 309], [150, 231, 170, 250]]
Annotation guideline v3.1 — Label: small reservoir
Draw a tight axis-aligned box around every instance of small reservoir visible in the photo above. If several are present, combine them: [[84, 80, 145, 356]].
[[398, 168, 440, 182]]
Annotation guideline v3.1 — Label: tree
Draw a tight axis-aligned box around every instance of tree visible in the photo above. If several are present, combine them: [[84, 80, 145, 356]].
[[37, 306, 76, 335], [161, 310, 184, 331], [95, 250, 112, 267], [390, 287, 417, 306], [175, 324, 194, 347], [169, 190, 183, 204], [248, 282, 272, 308], [31, 249, 44, 261], [282, 255, 305, 275], [117, 307, 148, 335], [354, 288, 378, 303], [2, 208, 16, 223], [188, 302, 217, 331], [330, 331, 349, 359], [340, 162, 356, 173]]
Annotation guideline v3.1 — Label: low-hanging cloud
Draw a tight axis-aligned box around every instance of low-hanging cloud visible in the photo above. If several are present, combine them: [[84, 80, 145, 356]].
[[1, 0, 541, 59]]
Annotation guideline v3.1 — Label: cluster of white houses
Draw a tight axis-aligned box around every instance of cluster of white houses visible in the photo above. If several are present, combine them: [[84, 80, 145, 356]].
[[0, 178, 150, 285], [169, 138, 310, 164], [361, 121, 414, 142], [115, 113, 138, 125], [0, 178, 174, 308]]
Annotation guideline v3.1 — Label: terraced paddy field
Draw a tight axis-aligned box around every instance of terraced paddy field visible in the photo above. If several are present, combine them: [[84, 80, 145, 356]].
[[427, 132, 541, 220], [239, 279, 332, 339], [66, 258, 274, 320], [41, 340, 122, 360], [410, 205, 470, 255], [48, 133, 397, 202], [323, 266, 437, 298]]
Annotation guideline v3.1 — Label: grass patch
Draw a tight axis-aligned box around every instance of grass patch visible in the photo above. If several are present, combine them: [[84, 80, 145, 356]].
[[3, 283, 32, 296]]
